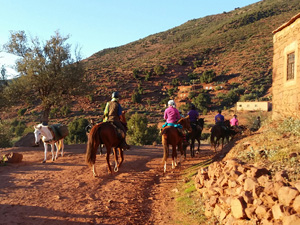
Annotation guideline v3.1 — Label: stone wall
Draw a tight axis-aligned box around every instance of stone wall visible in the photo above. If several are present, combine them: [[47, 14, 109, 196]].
[[195, 159, 300, 224], [272, 16, 300, 119]]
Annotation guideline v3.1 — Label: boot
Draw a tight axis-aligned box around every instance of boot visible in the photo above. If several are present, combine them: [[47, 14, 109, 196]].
[[119, 138, 130, 150]]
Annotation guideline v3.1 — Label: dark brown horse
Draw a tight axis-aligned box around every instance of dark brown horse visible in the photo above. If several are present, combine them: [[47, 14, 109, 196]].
[[187, 118, 204, 157], [86, 111, 127, 177], [161, 116, 192, 173], [210, 120, 234, 152]]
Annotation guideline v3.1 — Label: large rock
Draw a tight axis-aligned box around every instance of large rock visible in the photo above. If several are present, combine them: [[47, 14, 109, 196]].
[[278, 187, 299, 206], [14, 132, 38, 147], [230, 197, 247, 219]]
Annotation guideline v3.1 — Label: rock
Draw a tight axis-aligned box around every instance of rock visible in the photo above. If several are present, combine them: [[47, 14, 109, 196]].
[[278, 186, 299, 206], [292, 195, 300, 213], [275, 171, 289, 182], [282, 214, 300, 225], [244, 178, 257, 191], [230, 197, 247, 219], [5, 152, 23, 163], [272, 204, 285, 220], [255, 205, 269, 220], [14, 132, 38, 147]]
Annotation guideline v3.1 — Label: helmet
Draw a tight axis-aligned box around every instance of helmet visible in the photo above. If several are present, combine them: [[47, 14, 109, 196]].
[[112, 91, 120, 98], [190, 103, 195, 110], [168, 100, 176, 107]]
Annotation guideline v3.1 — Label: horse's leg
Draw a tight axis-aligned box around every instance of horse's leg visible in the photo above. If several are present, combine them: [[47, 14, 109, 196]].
[[92, 164, 98, 177], [54, 142, 59, 160], [171, 144, 177, 169], [51, 143, 55, 161], [105, 146, 113, 174], [61, 140, 64, 157], [197, 137, 201, 154], [43, 142, 48, 163], [191, 138, 195, 158], [113, 148, 119, 172], [119, 148, 124, 168]]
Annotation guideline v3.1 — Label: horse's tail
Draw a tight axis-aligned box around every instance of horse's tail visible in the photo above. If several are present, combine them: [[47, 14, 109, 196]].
[[57, 139, 62, 151], [162, 133, 169, 163], [86, 125, 101, 167]]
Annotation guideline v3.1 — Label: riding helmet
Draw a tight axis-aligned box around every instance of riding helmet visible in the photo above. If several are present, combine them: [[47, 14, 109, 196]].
[[168, 100, 176, 107], [112, 91, 120, 98]]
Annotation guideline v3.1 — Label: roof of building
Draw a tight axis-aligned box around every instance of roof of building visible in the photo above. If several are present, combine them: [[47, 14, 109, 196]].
[[273, 12, 300, 34]]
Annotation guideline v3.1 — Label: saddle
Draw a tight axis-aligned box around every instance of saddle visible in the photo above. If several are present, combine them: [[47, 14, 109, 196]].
[[109, 122, 125, 139]]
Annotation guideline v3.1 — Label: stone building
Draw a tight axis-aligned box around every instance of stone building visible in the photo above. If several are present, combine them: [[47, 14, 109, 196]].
[[272, 12, 300, 119], [236, 101, 271, 112]]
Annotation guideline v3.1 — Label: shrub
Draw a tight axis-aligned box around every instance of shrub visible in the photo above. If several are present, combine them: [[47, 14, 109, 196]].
[[0, 122, 12, 147], [65, 118, 89, 144], [10, 120, 26, 137], [200, 70, 216, 83], [18, 108, 27, 117], [127, 113, 160, 145], [132, 91, 141, 103], [193, 92, 211, 112], [61, 105, 71, 116], [154, 65, 165, 76]]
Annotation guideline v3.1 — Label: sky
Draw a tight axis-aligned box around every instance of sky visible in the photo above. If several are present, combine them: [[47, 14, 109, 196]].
[[0, 0, 260, 78]]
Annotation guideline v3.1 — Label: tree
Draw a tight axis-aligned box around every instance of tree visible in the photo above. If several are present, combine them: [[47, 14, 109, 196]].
[[3, 30, 88, 124], [1, 65, 6, 80]]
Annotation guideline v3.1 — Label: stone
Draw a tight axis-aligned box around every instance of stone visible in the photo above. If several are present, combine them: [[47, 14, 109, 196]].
[[255, 205, 269, 220], [230, 197, 247, 219], [257, 174, 270, 187], [274, 171, 289, 182], [244, 178, 257, 191], [5, 152, 23, 163], [242, 191, 254, 204], [294, 182, 300, 192], [278, 186, 299, 206], [272, 204, 285, 220], [14, 132, 38, 147], [292, 195, 300, 213], [282, 214, 300, 225], [249, 167, 270, 178]]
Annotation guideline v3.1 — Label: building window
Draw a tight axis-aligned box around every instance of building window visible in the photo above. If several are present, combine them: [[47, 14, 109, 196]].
[[287, 52, 295, 81]]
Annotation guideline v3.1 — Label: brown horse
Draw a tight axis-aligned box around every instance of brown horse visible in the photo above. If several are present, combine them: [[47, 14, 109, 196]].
[[187, 118, 204, 157], [86, 111, 127, 177], [210, 120, 235, 152], [161, 116, 192, 173]]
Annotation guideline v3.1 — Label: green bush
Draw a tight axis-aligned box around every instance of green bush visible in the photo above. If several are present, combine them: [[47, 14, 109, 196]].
[[154, 65, 165, 76], [200, 70, 216, 83], [61, 105, 71, 116], [18, 108, 27, 117], [10, 120, 26, 137], [127, 113, 160, 145], [0, 122, 12, 147], [65, 118, 89, 144], [193, 92, 211, 112]]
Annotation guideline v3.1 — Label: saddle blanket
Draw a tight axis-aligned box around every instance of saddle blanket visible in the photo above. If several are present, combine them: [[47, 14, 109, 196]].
[[162, 122, 182, 129], [49, 124, 69, 141]]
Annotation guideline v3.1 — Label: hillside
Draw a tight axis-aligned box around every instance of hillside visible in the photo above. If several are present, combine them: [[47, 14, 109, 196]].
[[74, 0, 299, 123], [2, 0, 300, 133]]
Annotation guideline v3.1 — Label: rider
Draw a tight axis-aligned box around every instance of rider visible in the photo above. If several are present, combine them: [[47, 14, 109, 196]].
[[230, 114, 239, 127], [188, 103, 199, 130], [104, 91, 130, 149], [164, 100, 188, 145], [215, 109, 225, 126]]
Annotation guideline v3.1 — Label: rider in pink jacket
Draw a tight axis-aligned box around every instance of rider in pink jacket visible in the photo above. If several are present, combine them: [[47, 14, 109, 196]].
[[164, 100, 181, 124]]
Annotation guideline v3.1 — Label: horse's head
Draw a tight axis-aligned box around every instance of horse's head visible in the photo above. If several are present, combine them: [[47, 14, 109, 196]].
[[33, 124, 43, 145], [178, 115, 192, 133], [198, 118, 205, 127]]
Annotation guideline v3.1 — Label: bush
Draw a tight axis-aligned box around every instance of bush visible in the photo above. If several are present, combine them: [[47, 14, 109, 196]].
[[65, 118, 89, 144], [132, 91, 141, 103], [0, 122, 12, 147], [10, 119, 26, 137], [154, 65, 165, 76], [193, 92, 211, 112], [127, 113, 160, 145], [200, 70, 216, 83], [18, 108, 27, 117]]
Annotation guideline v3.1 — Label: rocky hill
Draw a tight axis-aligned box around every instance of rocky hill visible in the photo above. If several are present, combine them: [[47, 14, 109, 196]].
[[76, 0, 300, 123]]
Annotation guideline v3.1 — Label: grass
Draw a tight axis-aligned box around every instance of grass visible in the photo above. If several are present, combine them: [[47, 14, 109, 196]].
[[172, 162, 212, 225]]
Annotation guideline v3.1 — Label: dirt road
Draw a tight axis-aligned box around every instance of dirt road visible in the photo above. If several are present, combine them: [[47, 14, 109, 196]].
[[0, 144, 211, 225]]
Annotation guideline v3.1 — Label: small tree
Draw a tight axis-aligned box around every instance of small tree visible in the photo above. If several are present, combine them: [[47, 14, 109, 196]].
[[127, 113, 159, 145], [3, 30, 88, 124]]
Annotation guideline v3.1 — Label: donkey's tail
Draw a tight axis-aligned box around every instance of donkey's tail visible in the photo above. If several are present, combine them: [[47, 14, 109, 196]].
[[86, 125, 101, 167]]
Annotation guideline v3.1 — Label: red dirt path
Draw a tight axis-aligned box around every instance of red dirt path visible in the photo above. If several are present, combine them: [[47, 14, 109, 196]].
[[0, 144, 213, 225]]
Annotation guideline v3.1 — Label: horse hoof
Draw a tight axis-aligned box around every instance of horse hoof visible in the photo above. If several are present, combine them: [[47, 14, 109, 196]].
[[42, 160, 46, 163]]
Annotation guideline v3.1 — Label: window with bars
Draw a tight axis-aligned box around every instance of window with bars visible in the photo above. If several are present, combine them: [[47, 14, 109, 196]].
[[287, 52, 295, 81]]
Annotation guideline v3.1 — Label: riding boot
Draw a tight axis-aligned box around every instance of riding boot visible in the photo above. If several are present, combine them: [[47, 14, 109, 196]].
[[119, 138, 130, 150]]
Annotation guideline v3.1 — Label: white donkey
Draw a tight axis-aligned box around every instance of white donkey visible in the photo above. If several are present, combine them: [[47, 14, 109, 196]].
[[34, 124, 68, 163]]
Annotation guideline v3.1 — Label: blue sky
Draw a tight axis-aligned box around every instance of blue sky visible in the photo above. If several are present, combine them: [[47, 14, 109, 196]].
[[0, 0, 259, 77]]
